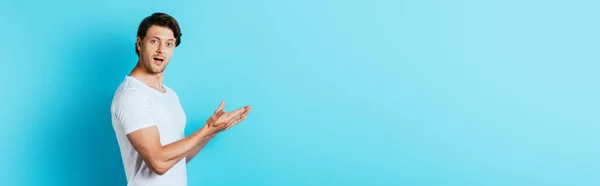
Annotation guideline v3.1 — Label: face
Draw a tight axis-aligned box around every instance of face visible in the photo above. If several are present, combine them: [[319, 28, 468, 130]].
[[137, 25, 176, 74]]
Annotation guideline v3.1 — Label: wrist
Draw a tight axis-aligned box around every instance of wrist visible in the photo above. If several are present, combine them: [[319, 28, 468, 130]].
[[197, 125, 213, 141]]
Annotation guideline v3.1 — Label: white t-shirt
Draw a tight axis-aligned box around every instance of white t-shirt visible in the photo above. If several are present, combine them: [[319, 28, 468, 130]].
[[111, 76, 188, 186]]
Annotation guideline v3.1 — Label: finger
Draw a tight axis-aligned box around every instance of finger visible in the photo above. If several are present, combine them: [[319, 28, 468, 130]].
[[209, 110, 220, 120], [234, 105, 251, 113], [240, 108, 250, 116], [230, 113, 247, 126], [235, 114, 243, 121], [228, 111, 246, 121], [226, 117, 241, 130], [215, 100, 226, 113], [242, 107, 251, 116], [234, 106, 250, 116], [229, 107, 247, 118], [221, 106, 250, 121], [226, 123, 235, 130], [226, 114, 241, 125], [225, 119, 236, 130], [214, 109, 225, 118], [220, 111, 236, 121], [229, 107, 244, 116], [228, 115, 247, 130], [227, 115, 236, 123]]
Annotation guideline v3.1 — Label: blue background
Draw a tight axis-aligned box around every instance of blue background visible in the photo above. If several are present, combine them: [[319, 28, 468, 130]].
[[1, 0, 599, 185]]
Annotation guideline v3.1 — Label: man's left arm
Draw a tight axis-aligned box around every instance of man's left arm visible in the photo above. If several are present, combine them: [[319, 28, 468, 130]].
[[186, 134, 216, 163]]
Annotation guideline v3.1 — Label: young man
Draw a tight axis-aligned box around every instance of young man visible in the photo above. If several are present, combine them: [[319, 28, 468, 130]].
[[110, 12, 251, 186]]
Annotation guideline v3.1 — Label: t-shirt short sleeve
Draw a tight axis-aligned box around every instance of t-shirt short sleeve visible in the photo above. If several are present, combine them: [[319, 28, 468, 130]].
[[113, 90, 157, 134]]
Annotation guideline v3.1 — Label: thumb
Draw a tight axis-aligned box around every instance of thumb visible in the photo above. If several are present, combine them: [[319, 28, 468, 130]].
[[215, 100, 225, 114]]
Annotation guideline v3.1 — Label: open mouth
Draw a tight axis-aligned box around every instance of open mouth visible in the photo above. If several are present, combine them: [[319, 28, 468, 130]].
[[153, 57, 164, 62]]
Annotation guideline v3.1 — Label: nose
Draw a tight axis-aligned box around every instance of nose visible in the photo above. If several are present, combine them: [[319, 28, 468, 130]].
[[156, 43, 165, 54]]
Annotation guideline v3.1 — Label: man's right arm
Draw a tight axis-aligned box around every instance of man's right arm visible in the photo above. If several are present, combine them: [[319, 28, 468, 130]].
[[127, 125, 213, 175], [114, 93, 249, 175]]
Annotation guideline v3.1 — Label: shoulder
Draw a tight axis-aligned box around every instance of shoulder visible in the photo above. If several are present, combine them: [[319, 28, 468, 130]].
[[112, 89, 155, 110], [112, 77, 155, 104], [115, 89, 151, 101]]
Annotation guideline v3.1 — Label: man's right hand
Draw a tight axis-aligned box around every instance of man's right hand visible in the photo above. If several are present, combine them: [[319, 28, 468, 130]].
[[203, 100, 250, 134]]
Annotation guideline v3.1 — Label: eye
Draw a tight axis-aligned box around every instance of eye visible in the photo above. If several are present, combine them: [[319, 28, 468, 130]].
[[151, 39, 158, 44], [166, 42, 174, 47]]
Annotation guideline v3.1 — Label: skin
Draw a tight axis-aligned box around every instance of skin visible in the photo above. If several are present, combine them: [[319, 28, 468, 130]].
[[126, 25, 252, 175]]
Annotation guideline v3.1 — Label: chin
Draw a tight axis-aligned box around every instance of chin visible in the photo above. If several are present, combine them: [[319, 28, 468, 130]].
[[144, 63, 165, 74], [151, 68, 166, 74]]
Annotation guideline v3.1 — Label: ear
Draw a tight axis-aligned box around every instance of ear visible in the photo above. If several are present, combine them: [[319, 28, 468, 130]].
[[136, 36, 142, 51]]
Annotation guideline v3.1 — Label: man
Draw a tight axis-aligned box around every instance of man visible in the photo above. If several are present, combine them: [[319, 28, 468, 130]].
[[110, 12, 251, 186]]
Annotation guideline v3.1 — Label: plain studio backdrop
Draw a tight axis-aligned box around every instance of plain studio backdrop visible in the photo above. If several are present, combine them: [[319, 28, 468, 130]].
[[1, 0, 599, 185]]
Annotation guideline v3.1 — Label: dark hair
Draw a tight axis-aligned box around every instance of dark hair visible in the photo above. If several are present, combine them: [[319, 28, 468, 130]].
[[135, 12, 182, 56]]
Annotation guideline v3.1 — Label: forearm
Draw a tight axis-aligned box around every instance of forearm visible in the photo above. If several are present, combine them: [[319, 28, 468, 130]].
[[186, 134, 215, 163], [151, 126, 212, 174]]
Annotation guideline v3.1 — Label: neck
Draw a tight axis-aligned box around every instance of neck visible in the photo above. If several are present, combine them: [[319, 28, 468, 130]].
[[129, 60, 165, 92]]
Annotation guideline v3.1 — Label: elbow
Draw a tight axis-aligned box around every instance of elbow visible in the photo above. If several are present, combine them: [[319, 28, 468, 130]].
[[148, 159, 169, 175]]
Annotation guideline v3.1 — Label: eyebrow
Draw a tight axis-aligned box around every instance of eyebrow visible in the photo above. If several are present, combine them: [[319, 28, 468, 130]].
[[149, 36, 175, 41]]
